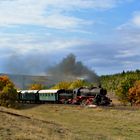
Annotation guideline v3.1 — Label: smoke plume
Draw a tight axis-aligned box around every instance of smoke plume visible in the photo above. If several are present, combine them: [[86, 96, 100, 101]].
[[48, 54, 99, 83]]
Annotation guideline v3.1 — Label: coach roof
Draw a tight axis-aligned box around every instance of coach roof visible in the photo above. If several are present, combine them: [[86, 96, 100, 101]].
[[38, 89, 60, 94]]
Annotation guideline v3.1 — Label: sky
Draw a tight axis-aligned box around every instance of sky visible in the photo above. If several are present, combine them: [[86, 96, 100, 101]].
[[0, 0, 140, 76]]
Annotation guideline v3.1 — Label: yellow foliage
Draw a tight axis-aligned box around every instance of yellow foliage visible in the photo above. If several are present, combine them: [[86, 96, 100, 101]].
[[29, 83, 43, 90], [52, 81, 72, 89], [128, 80, 140, 105], [52, 80, 87, 90], [0, 75, 17, 108], [69, 80, 86, 89], [0, 75, 14, 90]]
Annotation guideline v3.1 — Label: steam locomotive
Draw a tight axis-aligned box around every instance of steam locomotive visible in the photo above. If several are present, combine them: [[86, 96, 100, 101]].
[[17, 87, 111, 106]]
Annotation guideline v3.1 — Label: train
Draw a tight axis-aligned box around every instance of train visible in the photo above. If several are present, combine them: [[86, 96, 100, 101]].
[[17, 87, 112, 106]]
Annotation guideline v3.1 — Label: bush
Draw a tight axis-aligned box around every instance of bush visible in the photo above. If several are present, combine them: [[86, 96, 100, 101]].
[[115, 77, 136, 104], [52, 80, 89, 90], [28, 83, 44, 90], [69, 80, 87, 89], [128, 80, 140, 105], [0, 76, 17, 108], [52, 81, 72, 90]]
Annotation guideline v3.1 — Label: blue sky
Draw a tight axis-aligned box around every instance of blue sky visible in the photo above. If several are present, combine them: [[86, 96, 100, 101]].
[[0, 0, 140, 75]]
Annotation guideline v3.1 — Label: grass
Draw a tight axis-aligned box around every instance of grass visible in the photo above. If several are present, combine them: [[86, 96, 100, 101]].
[[0, 103, 140, 140]]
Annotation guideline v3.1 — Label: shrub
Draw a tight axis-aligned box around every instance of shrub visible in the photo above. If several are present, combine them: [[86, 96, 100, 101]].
[[115, 77, 136, 104], [28, 83, 44, 90], [52, 81, 72, 90], [128, 80, 140, 105], [69, 80, 87, 89], [52, 80, 89, 90], [0, 76, 17, 108]]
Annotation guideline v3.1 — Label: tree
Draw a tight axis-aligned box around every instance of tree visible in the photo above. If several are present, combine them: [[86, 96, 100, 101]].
[[69, 80, 87, 89], [115, 77, 136, 104], [28, 83, 44, 90], [52, 80, 89, 90], [52, 81, 72, 90], [128, 80, 140, 105], [0, 76, 17, 108]]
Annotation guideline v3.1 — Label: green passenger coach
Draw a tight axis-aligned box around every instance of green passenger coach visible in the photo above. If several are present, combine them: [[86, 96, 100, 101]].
[[19, 90, 38, 103], [38, 90, 59, 102]]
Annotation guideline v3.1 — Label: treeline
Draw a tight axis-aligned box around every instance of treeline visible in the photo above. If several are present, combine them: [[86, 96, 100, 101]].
[[51, 80, 91, 90], [100, 70, 140, 105]]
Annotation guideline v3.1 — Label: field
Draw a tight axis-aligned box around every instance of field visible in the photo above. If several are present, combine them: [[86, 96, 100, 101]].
[[0, 103, 140, 140]]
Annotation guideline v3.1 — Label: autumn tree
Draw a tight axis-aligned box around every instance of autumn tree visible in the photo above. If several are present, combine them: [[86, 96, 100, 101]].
[[128, 80, 140, 105], [115, 77, 136, 104], [69, 80, 87, 89], [52, 80, 89, 90], [28, 83, 44, 90], [0, 76, 17, 108], [52, 81, 72, 90]]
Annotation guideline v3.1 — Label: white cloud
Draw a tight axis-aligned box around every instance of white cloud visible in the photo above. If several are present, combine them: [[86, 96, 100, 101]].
[[0, 32, 92, 56], [116, 11, 140, 46], [0, 0, 132, 28], [117, 11, 140, 30], [131, 12, 140, 27], [0, 0, 86, 29]]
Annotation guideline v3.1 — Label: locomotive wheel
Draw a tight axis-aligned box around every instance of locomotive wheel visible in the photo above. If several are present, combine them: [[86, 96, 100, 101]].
[[80, 99, 87, 106]]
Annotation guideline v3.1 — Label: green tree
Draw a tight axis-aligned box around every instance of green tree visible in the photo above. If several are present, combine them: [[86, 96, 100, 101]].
[[52, 81, 72, 89], [69, 80, 87, 89], [52, 80, 89, 90], [115, 77, 136, 104]]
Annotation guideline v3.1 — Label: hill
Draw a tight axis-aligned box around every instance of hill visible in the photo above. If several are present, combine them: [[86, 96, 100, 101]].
[[0, 73, 55, 89]]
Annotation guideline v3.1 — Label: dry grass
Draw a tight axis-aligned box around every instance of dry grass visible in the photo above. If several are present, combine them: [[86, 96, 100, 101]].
[[0, 106, 71, 140], [0, 103, 140, 140]]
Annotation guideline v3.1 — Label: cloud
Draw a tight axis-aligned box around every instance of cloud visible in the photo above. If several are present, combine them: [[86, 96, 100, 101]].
[[131, 12, 140, 27], [117, 11, 140, 30], [0, 0, 138, 75], [115, 49, 140, 58], [116, 11, 140, 45], [0, 0, 89, 29], [0, 30, 139, 75], [0, 0, 132, 28]]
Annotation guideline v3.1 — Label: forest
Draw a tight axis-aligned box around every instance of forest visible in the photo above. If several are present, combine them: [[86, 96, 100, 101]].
[[100, 70, 140, 105]]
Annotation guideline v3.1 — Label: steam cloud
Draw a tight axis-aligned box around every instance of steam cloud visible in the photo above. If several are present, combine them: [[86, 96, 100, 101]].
[[48, 54, 99, 83], [4, 52, 99, 87], [5, 52, 51, 75]]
